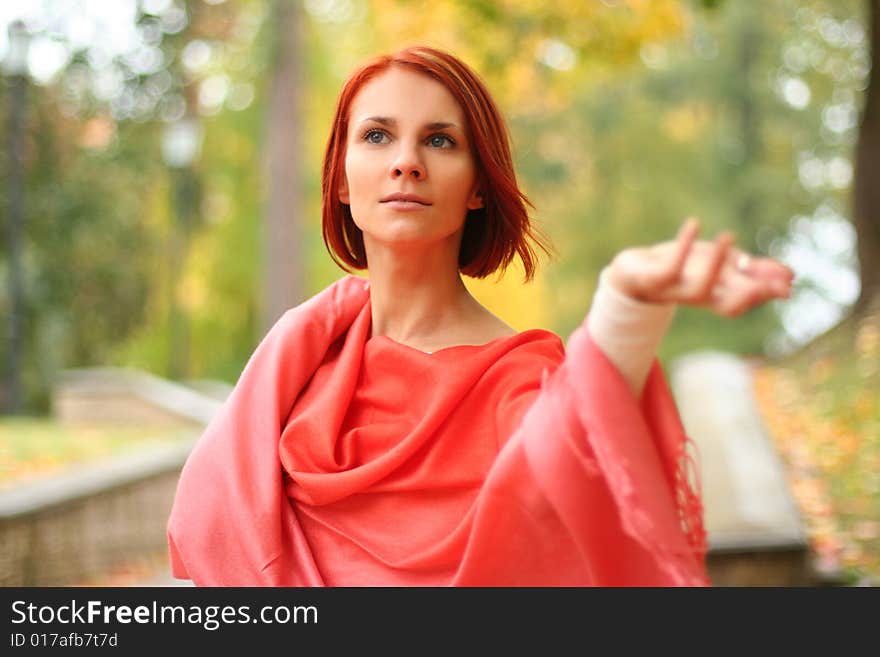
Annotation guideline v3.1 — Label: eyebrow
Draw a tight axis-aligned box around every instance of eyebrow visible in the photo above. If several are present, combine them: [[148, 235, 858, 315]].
[[358, 116, 460, 131]]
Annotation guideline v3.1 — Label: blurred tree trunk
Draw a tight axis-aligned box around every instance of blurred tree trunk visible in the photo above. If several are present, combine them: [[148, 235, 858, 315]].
[[263, 0, 304, 333], [3, 68, 28, 413], [853, 0, 880, 312]]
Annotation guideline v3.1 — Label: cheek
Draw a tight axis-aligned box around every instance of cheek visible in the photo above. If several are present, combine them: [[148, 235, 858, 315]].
[[344, 151, 375, 195], [447, 162, 478, 199], [342, 154, 375, 222]]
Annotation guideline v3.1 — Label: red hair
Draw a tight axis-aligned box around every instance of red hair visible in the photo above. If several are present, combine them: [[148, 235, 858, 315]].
[[321, 46, 550, 281]]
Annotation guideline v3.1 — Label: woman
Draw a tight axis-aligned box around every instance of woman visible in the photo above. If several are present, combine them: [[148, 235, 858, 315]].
[[167, 46, 793, 586]]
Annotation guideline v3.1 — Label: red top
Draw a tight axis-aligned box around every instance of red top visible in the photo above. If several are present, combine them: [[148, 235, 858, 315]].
[[167, 276, 708, 586]]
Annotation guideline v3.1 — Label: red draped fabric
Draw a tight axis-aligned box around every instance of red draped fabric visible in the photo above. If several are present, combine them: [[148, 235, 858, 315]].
[[167, 275, 708, 586]]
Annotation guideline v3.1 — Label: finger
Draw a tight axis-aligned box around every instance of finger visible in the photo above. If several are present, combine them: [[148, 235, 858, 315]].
[[749, 257, 795, 283], [719, 261, 792, 303], [728, 249, 753, 276], [714, 281, 765, 317], [694, 232, 734, 300], [726, 254, 794, 300], [766, 276, 792, 299], [668, 218, 700, 279]]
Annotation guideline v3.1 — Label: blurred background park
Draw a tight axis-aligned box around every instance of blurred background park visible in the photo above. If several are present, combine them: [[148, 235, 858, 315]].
[[0, 0, 877, 585]]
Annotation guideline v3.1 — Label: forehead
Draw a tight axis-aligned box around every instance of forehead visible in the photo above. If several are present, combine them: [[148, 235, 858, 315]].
[[348, 66, 466, 125]]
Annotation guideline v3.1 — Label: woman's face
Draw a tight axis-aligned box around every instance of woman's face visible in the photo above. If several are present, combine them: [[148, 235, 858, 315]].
[[339, 67, 483, 252]]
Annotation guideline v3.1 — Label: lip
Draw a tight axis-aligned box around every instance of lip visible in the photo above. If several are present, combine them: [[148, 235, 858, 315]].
[[380, 193, 432, 206]]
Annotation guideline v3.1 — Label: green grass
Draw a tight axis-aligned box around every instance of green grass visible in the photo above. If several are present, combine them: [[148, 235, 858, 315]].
[[0, 418, 198, 490]]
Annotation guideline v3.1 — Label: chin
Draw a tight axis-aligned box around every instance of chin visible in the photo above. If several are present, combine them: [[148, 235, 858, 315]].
[[360, 222, 464, 252]]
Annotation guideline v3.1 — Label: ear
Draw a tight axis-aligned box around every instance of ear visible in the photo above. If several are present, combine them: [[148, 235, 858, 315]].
[[466, 188, 483, 211], [338, 175, 350, 204]]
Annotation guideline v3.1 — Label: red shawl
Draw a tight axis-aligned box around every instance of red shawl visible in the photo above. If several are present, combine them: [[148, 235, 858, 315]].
[[167, 275, 708, 586]]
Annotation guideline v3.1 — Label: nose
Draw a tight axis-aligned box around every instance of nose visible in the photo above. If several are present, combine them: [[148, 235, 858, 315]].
[[390, 142, 425, 180]]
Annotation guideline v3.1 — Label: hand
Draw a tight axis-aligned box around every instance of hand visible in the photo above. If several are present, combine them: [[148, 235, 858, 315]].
[[606, 218, 795, 317]]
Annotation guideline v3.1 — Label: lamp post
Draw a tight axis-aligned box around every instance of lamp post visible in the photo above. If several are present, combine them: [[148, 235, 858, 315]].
[[161, 116, 202, 380], [3, 20, 30, 414]]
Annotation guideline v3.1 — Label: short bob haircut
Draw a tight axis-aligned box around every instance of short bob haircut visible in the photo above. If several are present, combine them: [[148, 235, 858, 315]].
[[321, 46, 550, 281]]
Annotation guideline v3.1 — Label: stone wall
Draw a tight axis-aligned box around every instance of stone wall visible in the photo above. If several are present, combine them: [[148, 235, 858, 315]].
[[0, 443, 192, 586], [0, 368, 224, 586]]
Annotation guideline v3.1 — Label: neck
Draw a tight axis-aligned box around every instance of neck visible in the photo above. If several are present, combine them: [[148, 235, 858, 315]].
[[364, 236, 477, 346]]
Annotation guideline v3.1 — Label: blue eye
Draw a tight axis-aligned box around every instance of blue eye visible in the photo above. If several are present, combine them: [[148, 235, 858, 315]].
[[364, 129, 389, 144], [428, 134, 454, 148]]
